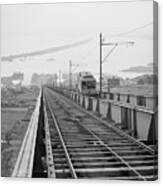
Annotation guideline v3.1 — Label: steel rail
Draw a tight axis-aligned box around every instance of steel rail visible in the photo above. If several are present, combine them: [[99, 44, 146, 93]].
[[75, 120, 147, 180], [45, 88, 157, 180], [54, 88, 155, 155], [43, 96, 56, 178], [46, 89, 147, 180], [45, 92, 78, 179]]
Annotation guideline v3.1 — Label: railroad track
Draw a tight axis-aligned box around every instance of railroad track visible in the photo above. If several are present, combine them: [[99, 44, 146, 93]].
[[43, 87, 157, 180]]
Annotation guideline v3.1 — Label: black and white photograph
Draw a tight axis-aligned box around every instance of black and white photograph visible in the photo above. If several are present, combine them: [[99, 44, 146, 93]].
[[1, 0, 158, 180]]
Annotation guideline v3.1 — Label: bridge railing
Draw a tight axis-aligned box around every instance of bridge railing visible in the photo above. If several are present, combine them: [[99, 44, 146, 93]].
[[12, 90, 42, 177], [52, 87, 157, 145]]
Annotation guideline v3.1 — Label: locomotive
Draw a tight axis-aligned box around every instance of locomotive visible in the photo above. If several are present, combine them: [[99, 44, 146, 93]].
[[76, 72, 97, 96]]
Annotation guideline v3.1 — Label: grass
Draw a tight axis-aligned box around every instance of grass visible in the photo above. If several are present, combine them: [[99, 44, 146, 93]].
[[1, 89, 38, 177], [1, 109, 27, 140], [1, 108, 30, 177]]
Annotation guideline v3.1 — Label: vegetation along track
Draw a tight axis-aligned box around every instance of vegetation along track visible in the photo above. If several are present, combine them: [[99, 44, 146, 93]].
[[43, 87, 157, 180]]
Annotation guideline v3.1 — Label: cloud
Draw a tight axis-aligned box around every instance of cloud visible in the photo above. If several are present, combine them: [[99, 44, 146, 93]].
[[121, 63, 154, 73]]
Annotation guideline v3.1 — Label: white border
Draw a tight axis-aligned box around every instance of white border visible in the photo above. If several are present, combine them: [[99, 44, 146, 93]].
[[0, 0, 162, 185]]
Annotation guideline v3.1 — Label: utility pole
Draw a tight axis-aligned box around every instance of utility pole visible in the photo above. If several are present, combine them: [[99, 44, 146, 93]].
[[69, 60, 72, 90], [99, 33, 102, 97], [99, 32, 134, 98], [68, 61, 86, 91], [59, 70, 61, 87], [53, 74, 57, 88]]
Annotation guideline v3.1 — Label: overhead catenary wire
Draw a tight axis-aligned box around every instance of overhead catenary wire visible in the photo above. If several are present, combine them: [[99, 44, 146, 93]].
[[102, 44, 118, 64], [111, 22, 153, 38]]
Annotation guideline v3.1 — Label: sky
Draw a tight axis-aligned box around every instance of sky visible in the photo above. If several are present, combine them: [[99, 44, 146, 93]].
[[1, 0, 154, 84]]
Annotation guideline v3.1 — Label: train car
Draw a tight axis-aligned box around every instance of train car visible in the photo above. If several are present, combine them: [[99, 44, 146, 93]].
[[76, 72, 97, 96]]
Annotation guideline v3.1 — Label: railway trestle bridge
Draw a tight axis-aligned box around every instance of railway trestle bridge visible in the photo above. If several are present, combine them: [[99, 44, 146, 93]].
[[12, 87, 158, 180]]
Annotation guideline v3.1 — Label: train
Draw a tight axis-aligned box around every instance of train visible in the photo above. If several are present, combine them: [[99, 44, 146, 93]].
[[76, 71, 97, 96]]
